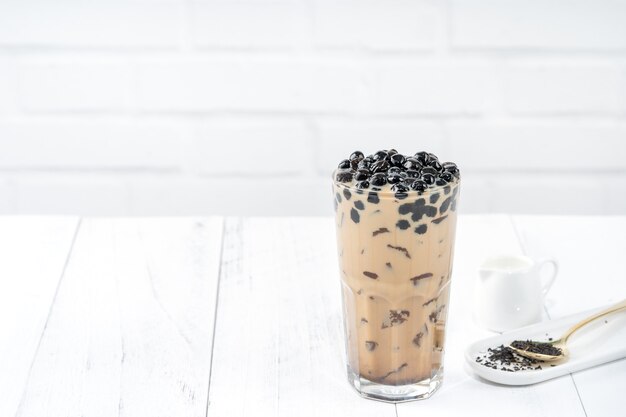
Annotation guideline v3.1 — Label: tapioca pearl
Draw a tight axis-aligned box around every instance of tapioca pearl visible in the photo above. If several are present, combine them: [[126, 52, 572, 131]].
[[415, 224, 428, 234], [338, 159, 351, 169], [392, 183, 409, 200], [405, 169, 420, 179], [425, 205, 437, 217], [370, 159, 390, 173], [422, 173, 435, 185], [422, 166, 437, 176], [354, 200, 365, 211], [389, 153, 405, 167], [367, 191, 380, 204], [429, 159, 443, 172], [335, 192, 342, 203], [361, 318, 369, 324], [349, 151, 364, 161], [396, 219, 411, 230], [443, 161, 458, 173], [335, 169, 353, 183], [354, 169, 370, 181], [410, 179, 427, 192], [411, 204, 437, 222], [343, 188, 352, 200], [355, 180, 370, 190], [357, 159, 371, 171], [414, 151, 429, 165], [403, 158, 421, 170], [443, 163, 460, 179], [451, 199, 457, 211], [333, 199, 338, 212], [386, 262, 392, 269], [387, 173, 402, 184], [370, 172, 387, 186], [399, 198, 424, 215], [399, 202, 414, 215], [440, 172, 453, 182], [440, 197, 453, 214], [373, 150, 388, 161], [350, 208, 360, 223], [430, 193, 440, 204], [354, 170, 370, 181], [444, 185, 451, 195]]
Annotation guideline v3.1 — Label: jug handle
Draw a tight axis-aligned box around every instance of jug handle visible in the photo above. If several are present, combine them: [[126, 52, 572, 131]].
[[537, 258, 558, 296]]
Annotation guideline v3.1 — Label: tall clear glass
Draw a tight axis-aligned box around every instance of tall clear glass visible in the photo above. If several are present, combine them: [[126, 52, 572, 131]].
[[332, 175, 460, 402]]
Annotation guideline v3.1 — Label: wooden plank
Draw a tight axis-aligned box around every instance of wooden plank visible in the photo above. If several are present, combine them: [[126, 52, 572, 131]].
[[16, 217, 223, 417], [512, 215, 626, 417], [397, 215, 586, 417], [0, 216, 79, 417], [207, 218, 395, 417]]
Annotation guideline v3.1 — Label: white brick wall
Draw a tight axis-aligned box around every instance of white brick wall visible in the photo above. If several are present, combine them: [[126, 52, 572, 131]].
[[0, 0, 624, 217], [503, 65, 625, 115], [0, 119, 183, 169], [190, 2, 309, 49], [374, 63, 491, 115], [18, 59, 133, 112], [450, 0, 626, 50], [0, 3, 183, 48], [312, 1, 441, 50]]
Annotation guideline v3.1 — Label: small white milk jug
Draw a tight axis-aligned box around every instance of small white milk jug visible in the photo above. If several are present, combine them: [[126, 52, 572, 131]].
[[474, 255, 558, 332]]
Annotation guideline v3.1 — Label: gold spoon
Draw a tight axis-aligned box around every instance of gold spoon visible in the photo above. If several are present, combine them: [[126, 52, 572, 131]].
[[509, 298, 626, 362]]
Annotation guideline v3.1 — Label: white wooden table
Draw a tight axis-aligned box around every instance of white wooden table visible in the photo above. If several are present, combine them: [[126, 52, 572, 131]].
[[2, 215, 625, 417]]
